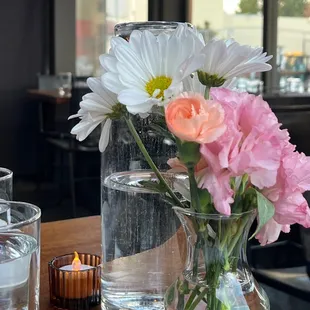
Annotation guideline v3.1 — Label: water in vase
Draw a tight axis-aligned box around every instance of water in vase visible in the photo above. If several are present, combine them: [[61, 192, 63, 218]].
[[0, 233, 38, 310], [101, 171, 184, 310]]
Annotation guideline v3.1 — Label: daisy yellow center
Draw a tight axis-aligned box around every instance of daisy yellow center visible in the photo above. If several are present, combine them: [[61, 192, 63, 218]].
[[145, 76, 172, 99]]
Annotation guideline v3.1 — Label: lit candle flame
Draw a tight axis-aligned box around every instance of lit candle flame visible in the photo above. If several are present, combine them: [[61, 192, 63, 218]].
[[72, 251, 81, 271]]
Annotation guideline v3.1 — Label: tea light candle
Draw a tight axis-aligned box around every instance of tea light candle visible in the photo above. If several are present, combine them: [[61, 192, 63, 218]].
[[49, 252, 101, 310], [59, 252, 93, 271]]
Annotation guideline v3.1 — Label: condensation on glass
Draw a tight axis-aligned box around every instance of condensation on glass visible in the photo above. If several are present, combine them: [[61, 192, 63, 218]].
[[100, 22, 184, 310]]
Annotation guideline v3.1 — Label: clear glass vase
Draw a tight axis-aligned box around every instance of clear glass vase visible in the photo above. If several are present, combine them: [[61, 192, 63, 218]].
[[164, 208, 270, 310], [101, 22, 187, 310]]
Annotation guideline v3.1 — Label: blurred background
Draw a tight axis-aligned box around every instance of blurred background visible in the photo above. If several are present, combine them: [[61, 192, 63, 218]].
[[1, 1, 310, 308]]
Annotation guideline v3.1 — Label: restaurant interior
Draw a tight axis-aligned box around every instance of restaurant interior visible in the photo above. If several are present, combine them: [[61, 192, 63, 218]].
[[1, 0, 310, 309]]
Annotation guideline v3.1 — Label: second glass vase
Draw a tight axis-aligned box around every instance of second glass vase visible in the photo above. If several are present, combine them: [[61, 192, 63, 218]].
[[165, 208, 270, 310]]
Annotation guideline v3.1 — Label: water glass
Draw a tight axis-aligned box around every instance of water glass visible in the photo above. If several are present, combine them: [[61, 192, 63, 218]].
[[0, 168, 13, 201], [0, 201, 41, 310], [57, 72, 72, 96]]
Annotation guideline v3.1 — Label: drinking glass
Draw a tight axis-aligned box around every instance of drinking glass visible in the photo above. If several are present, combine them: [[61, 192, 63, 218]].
[[0, 167, 13, 200], [57, 72, 72, 96], [0, 201, 41, 310]]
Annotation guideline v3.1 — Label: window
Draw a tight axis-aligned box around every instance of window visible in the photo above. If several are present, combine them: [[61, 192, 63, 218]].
[[191, 0, 263, 46], [190, 0, 264, 94], [277, 0, 310, 93], [76, 0, 148, 76]]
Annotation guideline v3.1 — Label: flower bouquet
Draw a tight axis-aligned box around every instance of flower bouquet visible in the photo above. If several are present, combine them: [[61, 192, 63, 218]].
[[70, 22, 310, 310]]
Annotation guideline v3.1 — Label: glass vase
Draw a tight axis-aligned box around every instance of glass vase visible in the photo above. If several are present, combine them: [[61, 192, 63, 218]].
[[101, 21, 187, 310], [0, 167, 13, 200], [164, 208, 270, 310]]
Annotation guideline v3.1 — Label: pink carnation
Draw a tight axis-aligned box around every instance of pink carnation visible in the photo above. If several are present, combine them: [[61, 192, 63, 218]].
[[198, 169, 234, 215], [256, 218, 290, 246], [257, 151, 310, 244], [282, 152, 310, 192], [167, 157, 208, 176], [201, 88, 289, 189], [259, 151, 310, 240]]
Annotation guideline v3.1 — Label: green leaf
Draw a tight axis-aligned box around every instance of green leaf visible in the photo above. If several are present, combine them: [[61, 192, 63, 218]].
[[166, 285, 175, 305], [249, 190, 275, 239], [198, 189, 216, 214]]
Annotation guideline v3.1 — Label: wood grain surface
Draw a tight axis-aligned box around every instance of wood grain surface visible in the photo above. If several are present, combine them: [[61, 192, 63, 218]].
[[40, 216, 260, 310], [40, 216, 101, 310], [28, 89, 71, 104]]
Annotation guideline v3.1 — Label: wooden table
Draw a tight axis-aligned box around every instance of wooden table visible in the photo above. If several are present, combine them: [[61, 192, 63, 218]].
[[41, 216, 101, 310], [40, 216, 262, 310], [28, 89, 71, 105]]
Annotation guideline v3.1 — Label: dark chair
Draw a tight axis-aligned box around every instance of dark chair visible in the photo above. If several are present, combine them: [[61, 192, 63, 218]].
[[38, 78, 99, 217]]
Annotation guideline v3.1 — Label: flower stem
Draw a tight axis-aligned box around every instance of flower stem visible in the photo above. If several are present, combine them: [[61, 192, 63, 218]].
[[187, 288, 208, 310], [124, 116, 184, 208], [227, 217, 248, 256], [204, 87, 210, 100], [187, 165, 201, 212], [184, 287, 199, 310]]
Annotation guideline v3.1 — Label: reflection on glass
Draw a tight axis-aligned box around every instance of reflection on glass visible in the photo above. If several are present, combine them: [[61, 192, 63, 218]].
[[0, 168, 13, 201], [75, 0, 148, 76]]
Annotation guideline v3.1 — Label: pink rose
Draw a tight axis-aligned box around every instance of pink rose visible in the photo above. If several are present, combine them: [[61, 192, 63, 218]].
[[165, 93, 226, 144]]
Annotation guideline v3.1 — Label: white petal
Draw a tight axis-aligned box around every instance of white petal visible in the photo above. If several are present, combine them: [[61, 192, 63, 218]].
[[226, 63, 272, 80], [110, 36, 128, 49], [157, 33, 170, 75], [140, 30, 159, 76], [118, 89, 150, 106], [80, 99, 111, 114], [114, 44, 151, 82], [126, 101, 155, 114], [117, 62, 146, 90], [99, 118, 112, 152], [82, 92, 116, 111], [129, 30, 142, 55], [101, 72, 124, 94], [178, 54, 205, 82], [99, 54, 118, 73], [71, 119, 101, 141], [87, 77, 117, 108], [183, 74, 205, 94]]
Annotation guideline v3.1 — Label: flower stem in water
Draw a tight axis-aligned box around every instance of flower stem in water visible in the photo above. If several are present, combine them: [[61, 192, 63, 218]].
[[124, 116, 184, 208]]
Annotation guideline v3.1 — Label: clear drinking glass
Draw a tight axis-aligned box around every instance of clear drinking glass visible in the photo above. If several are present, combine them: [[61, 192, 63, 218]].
[[0, 201, 41, 310], [101, 22, 186, 310], [0, 167, 13, 201], [57, 72, 72, 96]]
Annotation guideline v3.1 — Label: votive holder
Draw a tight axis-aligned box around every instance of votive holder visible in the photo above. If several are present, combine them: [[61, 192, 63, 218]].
[[48, 253, 101, 310]]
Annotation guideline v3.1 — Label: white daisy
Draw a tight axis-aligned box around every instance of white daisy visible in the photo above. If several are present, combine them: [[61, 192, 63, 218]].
[[183, 73, 237, 96], [100, 24, 205, 115], [198, 38, 272, 87], [69, 77, 122, 152]]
